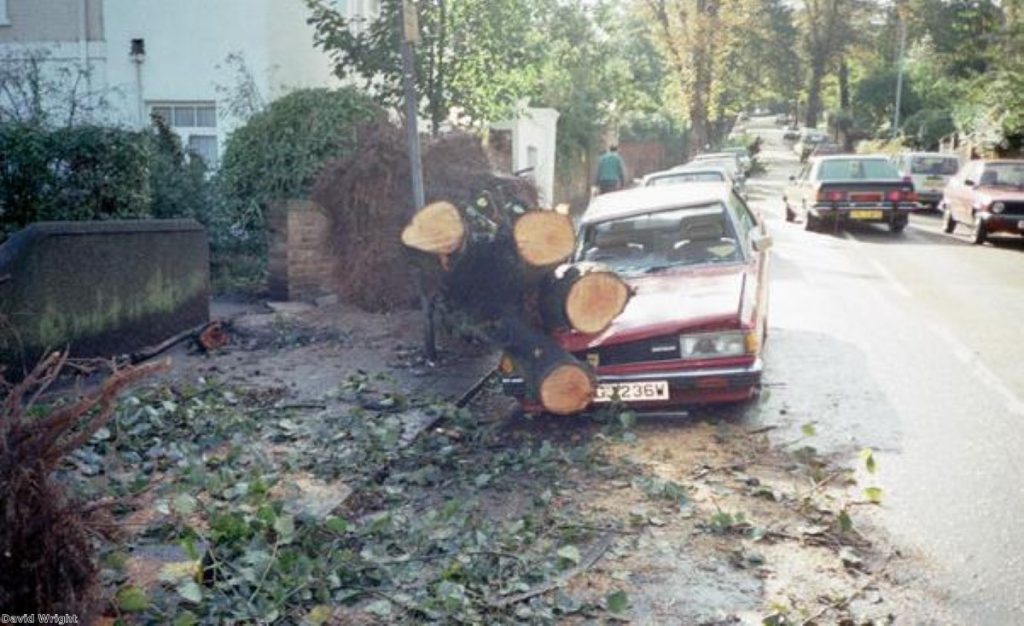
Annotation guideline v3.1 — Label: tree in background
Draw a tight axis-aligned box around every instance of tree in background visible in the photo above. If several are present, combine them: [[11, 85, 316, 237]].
[[305, 0, 544, 135]]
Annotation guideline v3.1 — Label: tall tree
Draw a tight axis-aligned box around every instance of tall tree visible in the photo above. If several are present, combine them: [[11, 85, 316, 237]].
[[797, 0, 862, 128], [306, 0, 544, 134]]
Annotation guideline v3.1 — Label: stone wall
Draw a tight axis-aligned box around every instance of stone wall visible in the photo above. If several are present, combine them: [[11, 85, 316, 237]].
[[267, 199, 335, 302], [0, 220, 209, 369]]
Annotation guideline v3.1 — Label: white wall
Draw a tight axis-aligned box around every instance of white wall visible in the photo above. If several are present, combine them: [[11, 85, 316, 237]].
[[499, 107, 559, 206], [99, 0, 339, 158]]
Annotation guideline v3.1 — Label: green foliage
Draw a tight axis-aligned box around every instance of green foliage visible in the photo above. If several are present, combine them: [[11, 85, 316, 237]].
[[0, 123, 151, 235], [306, 0, 544, 133], [148, 113, 210, 220]]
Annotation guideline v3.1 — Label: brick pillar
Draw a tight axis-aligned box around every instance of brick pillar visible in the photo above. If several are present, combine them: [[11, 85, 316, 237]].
[[267, 199, 335, 301]]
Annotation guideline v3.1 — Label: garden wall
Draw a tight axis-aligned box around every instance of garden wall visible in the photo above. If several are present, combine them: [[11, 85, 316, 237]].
[[0, 220, 209, 369]]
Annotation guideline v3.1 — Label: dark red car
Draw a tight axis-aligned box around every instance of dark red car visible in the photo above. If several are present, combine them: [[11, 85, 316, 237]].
[[502, 183, 771, 410], [941, 160, 1024, 244]]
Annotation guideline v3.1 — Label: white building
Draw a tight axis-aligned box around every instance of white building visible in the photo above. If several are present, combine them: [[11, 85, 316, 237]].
[[0, 0, 379, 166], [491, 107, 560, 206]]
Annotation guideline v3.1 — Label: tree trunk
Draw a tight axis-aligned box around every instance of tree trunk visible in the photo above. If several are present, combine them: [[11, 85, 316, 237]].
[[496, 316, 595, 416], [541, 263, 631, 335], [838, 57, 850, 109], [804, 60, 826, 128], [512, 211, 576, 269]]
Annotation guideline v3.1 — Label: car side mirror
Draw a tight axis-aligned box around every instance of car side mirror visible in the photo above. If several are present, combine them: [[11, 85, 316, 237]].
[[751, 233, 773, 253], [964, 179, 975, 187]]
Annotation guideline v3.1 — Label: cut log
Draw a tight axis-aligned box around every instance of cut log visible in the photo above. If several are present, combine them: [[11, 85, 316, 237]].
[[542, 264, 632, 335], [498, 317, 595, 415], [401, 201, 465, 255], [512, 211, 576, 268]]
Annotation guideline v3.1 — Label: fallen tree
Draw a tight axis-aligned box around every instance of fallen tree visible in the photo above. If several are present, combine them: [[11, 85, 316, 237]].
[[401, 196, 631, 415]]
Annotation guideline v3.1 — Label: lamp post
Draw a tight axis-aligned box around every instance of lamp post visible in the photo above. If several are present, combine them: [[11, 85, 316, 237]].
[[892, 10, 907, 140], [397, 0, 436, 360]]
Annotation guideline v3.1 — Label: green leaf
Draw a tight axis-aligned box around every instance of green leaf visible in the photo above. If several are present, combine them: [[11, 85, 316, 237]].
[[116, 585, 148, 613], [172, 612, 198, 626], [801, 422, 817, 437], [172, 493, 197, 516], [273, 514, 296, 540], [860, 448, 877, 474], [607, 590, 629, 614], [864, 487, 884, 504], [557, 545, 581, 565], [307, 605, 333, 625], [838, 509, 854, 533], [177, 580, 203, 604], [325, 516, 349, 534]]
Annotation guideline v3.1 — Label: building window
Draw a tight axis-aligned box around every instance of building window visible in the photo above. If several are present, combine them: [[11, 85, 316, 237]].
[[150, 102, 218, 168], [0, 0, 10, 26]]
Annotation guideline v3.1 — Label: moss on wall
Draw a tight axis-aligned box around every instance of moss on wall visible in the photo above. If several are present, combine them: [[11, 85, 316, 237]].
[[0, 220, 209, 368]]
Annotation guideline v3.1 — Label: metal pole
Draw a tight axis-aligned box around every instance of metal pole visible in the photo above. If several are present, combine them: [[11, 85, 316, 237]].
[[892, 16, 907, 140], [397, 0, 436, 360]]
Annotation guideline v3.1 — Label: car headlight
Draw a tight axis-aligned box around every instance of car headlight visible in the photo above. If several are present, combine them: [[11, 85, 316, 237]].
[[679, 331, 749, 359], [992, 202, 1005, 213]]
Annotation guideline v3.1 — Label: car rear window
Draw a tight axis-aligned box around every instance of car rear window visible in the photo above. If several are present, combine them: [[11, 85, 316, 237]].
[[817, 159, 899, 181], [580, 203, 743, 275], [647, 172, 725, 186], [911, 156, 959, 175]]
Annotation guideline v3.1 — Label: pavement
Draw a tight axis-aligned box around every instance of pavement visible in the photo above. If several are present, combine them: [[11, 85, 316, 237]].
[[741, 116, 1024, 623]]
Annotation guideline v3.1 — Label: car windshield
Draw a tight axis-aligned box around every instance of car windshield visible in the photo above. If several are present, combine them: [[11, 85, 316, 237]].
[[979, 163, 1024, 188], [579, 203, 743, 276], [817, 159, 899, 181], [911, 156, 959, 175], [647, 172, 725, 186]]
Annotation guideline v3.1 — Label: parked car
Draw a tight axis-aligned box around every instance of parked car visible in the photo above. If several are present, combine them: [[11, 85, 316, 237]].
[[783, 155, 917, 233], [941, 160, 1024, 244], [795, 131, 830, 161], [502, 183, 771, 409], [809, 142, 845, 158], [720, 146, 753, 173], [642, 167, 735, 189], [678, 157, 746, 187], [892, 152, 961, 210]]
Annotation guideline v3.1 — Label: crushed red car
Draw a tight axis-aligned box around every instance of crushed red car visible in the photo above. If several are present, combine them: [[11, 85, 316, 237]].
[[503, 183, 771, 411]]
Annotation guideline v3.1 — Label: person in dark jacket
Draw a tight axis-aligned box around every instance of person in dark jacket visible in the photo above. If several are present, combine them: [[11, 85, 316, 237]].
[[596, 146, 627, 194]]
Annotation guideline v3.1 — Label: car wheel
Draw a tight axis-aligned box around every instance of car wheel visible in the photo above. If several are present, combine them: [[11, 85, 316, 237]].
[[784, 201, 795, 223], [889, 215, 908, 234], [942, 207, 956, 234], [972, 215, 987, 245], [804, 212, 819, 232]]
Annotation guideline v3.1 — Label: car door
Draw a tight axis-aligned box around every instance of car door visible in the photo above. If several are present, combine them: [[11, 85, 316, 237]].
[[729, 192, 770, 339], [953, 162, 979, 222], [786, 163, 810, 216]]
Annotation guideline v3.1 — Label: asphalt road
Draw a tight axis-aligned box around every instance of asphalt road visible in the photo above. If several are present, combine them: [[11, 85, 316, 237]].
[[742, 117, 1024, 623]]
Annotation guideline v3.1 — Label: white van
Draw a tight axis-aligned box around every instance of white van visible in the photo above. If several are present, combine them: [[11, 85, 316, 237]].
[[892, 152, 961, 209]]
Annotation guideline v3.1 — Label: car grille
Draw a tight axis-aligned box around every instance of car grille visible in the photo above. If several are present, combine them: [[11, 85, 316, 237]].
[[576, 335, 680, 367]]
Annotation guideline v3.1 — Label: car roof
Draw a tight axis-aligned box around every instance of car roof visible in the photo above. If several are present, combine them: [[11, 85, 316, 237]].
[[812, 154, 889, 162], [580, 183, 734, 225], [904, 152, 959, 158]]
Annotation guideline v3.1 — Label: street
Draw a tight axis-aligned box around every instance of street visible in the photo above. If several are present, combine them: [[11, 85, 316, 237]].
[[744, 116, 1024, 623]]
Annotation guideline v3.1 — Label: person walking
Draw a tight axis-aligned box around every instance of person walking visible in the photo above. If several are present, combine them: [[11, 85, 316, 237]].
[[595, 146, 627, 194]]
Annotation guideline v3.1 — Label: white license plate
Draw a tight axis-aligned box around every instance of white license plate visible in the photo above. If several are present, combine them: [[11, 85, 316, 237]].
[[594, 381, 670, 403]]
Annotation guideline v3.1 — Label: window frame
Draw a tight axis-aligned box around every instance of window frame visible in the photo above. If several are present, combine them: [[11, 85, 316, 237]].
[[148, 101, 219, 168]]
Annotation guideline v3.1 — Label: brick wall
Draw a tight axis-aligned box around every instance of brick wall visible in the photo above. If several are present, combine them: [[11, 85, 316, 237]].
[[267, 199, 335, 302]]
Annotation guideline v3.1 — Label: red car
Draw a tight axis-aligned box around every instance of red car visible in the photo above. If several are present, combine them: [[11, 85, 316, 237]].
[[503, 183, 771, 410], [941, 160, 1024, 244]]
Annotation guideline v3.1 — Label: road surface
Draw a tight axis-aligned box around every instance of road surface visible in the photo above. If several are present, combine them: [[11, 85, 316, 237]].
[[744, 116, 1024, 623]]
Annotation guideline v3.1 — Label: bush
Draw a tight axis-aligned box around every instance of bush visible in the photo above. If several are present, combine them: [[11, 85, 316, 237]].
[[0, 124, 151, 235], [211, 87, 380, 292], [148, 113, 210, 220]]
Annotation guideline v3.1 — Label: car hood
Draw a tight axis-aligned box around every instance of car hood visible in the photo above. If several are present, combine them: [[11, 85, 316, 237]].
[[974, 187, 1024, 201], [558, 265, 748, 351]]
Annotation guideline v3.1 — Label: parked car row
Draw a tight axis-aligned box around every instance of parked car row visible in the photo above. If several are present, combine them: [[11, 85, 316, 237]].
[[784, 151, 1024, 245]]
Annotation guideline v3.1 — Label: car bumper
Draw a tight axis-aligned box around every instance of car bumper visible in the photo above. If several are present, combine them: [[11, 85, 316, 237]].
[[810, 204, 916, 222], [502, 358, 764, 412], [981, 213, 1024, 235]]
